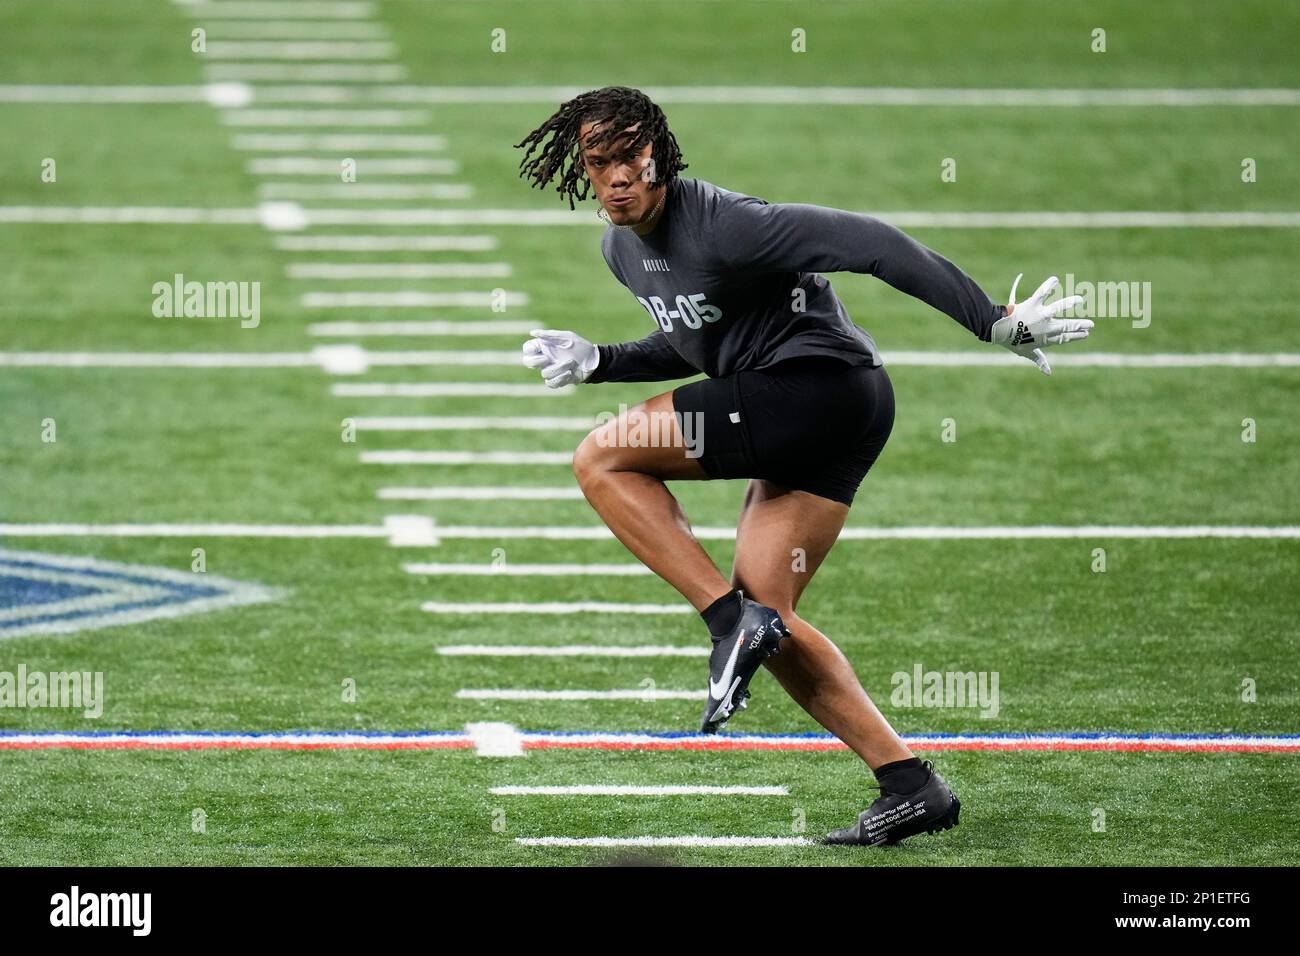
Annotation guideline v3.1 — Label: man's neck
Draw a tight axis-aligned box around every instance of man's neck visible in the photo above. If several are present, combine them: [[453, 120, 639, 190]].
[[630, 183, 669, 237]]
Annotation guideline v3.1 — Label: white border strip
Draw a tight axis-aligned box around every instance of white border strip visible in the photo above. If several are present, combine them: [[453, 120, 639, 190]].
[[234, 133, 443, 151], [207, 64, 405, 81], [278, 234, 492, 251], [351, 416, 595, 430], [289, 262, 508, 278], [205, 41, 397, 60], [407, 562, 653, 576], [457, 688, 703, 700], [515, 836, 813, 847], [433, 603, 693, 616], [301, 292, 526, 308], [221, 109, 427, 126], [201, 21, 387, 39], [175, 2, 376, 18], [250, 158, 456, 175], [337, 383, 562, 397], [380, 486, 584, 500], [492, 785, 788, 796], [309, 321, 531, 337], [439, 645, 707, 657]]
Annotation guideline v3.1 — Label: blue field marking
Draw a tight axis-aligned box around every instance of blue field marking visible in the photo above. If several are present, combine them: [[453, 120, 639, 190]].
[[0, 546, 281, 638], [0, 573, 98, 608]]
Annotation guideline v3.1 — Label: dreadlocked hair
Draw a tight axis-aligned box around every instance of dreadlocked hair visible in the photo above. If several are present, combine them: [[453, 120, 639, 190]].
[[515, 86, 687, 210]]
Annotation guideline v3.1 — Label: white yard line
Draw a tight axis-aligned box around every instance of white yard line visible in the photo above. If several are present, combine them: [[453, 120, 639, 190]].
[[361, 350, 521, 366], [199, 21, 388, 39], [360, 451, 573, 465], [439, 645, 707, 657], [301, 291, 526, 308], [491, 785, 788, 796], [379, 486, 583, 500], [336, 382, 562, 397], [456, 687, 702, 699], [205, 41, 397, 60], [309, 320, 531, 337], [277, 234, 493, 251], [249, 157, 457, 175], [515, 836, 813, 847], [434, 604, 693, 616], [234, 133, 443, 151], [301, 209, 587, 225], [406, 562, 652, 575], [289, 262, 508, 278], [0, 207, 266, 225], [206, 63, 406, 82], [220, 108, 427, 125], [350, 416, 595, 430], [260, 183, 472, 199], [173, 1, 377, 18], [0, 84, 248, 105]]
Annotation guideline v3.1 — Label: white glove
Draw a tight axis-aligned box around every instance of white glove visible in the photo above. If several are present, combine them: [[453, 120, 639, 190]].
[[990, 274, 1093, 375], [521, 328, 600, 388]]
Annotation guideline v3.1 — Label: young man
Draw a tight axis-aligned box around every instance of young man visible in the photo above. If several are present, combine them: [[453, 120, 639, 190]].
[[516, 86, 1090, 846]]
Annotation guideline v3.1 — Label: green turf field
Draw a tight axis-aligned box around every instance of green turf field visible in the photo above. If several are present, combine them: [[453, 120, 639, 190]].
[[0, 0, 1298, 867]]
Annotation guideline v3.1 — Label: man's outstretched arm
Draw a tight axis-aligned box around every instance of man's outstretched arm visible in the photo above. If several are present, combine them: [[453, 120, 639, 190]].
[[712, 198, 1092, 370]]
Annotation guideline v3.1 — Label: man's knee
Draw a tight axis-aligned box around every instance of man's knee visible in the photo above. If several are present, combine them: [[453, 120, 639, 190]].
[[572, 430, 606, 487], [573, 427, 630, 487]]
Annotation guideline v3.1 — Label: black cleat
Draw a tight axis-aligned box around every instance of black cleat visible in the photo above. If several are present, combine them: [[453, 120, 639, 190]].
[[823, 761, 961, 847], [699, 593, 788, 733]]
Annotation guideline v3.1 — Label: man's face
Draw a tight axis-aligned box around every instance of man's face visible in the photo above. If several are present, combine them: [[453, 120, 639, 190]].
[[579, 120, 663, 227]]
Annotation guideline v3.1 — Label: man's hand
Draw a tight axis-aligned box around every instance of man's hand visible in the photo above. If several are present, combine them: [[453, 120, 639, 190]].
[[990, 274, 1093, 375], [521, 328, 600, 388]]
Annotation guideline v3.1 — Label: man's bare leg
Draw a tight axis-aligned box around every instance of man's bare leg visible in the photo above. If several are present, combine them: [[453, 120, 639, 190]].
[[729, 480, 913, 770], [571, 390, 732, 611], [572, 394, 910, 768]]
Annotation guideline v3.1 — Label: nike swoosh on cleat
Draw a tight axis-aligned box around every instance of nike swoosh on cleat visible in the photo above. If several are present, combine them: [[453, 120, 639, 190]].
[[708, 632, 745, 700], [709, 677, 743, 723]]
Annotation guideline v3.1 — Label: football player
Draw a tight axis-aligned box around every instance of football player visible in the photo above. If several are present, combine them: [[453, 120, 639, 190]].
[[518, 87, 1090, 847]]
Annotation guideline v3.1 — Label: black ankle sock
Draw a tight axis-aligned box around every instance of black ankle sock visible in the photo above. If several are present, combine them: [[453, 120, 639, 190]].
[[700, 589, 743, 638], [873, 757, 929, 795]]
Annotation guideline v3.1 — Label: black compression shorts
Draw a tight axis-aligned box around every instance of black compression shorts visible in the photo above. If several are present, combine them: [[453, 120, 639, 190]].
[[671, 356, 895, 506]]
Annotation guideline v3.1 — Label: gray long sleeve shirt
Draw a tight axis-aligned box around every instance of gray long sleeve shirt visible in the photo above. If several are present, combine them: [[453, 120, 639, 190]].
[[587, 176, 1005, 383]]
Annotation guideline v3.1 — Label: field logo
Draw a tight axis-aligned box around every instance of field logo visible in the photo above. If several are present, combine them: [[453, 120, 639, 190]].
[[891, 663, 1000, 718], [152, 272, 261, 328], [0, 547, 281, 639], [50, 886, 151, 936]]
